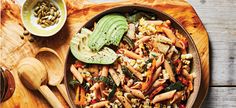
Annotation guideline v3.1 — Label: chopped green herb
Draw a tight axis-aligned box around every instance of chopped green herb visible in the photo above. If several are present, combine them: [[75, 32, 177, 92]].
[[126, 12, 156, 23], [92, 76, 115, 87], [108, 85, 117, 100], [69, 80, 80, 88], [164, 81, 184, 92], [69, 79, 90, 91]]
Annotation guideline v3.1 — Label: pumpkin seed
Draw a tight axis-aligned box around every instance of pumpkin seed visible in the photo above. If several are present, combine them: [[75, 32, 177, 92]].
[[50, 3, 54, 7], [33, 0, 60, 28], [38, 13, 41, 18], [33, 12, 38, 17], [20, 35, 24, 39], [44, 22, 49, 26], [52, 7, 57, 11], [47, 20, 52, 25], [34, 6, 39, 12], [53, 12, 57, 17], [55, 19, 59, 24], [28, 36, 34, 42], [37, 19, 40, 24], [57, 14, 61, 18], [41, 24, 46, 28], [23, 30, 29, 35], [51, 16, 56, 21]]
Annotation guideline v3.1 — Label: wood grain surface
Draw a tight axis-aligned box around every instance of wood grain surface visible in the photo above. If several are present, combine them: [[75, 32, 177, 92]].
[[188, 0, 236, 107], [189, 0, 236, 86], [0, 0, 209, 107]]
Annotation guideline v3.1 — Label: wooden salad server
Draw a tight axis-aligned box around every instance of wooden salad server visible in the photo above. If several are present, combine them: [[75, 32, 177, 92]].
[[35, 47, 73, 108], [17, 57, 63, 108]]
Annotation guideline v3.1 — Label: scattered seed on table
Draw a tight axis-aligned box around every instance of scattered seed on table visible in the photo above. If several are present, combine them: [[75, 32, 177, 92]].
[[28, 37, 34, 42], [23, 30, 29, 35], [20, 35, 24, 39]]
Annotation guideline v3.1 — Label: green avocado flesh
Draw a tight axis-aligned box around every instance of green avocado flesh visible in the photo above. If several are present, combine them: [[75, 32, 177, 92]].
[[88, 14, 128, 51], [70, 28, 118, 64]]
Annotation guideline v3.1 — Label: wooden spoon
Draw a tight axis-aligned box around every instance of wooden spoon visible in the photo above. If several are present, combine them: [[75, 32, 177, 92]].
[[17, 57, 63, 108], [35, 47, 73, 108]]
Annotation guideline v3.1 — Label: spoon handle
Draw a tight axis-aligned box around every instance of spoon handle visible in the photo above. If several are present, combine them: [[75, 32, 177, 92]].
[[38, 85, 63, 108], [57, 84, 73, 108]]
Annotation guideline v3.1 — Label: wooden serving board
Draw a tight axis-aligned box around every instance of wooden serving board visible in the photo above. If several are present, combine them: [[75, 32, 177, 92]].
[[0, 0, 209, 107]]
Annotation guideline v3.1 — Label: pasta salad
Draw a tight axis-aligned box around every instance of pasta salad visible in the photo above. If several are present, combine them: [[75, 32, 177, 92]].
[[69, 12, 196, 108]]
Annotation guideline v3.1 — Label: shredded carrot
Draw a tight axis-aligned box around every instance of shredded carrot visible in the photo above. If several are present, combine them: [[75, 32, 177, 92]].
[[74, 86, 86, 106], [141, 58, 156, 91]]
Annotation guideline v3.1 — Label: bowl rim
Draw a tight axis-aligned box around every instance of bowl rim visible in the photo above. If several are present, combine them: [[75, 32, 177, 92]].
[[21, 0, 67, 37], [64, 4, 202, 108]]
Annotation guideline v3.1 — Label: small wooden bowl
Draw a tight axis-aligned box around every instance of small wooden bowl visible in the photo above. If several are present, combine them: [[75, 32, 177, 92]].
[[64, 5, 202, 108], [21, 0, 67, 37]]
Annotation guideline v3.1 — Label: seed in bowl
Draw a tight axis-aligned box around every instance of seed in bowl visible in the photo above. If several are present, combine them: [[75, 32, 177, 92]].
[[33, 0, 60, 28]]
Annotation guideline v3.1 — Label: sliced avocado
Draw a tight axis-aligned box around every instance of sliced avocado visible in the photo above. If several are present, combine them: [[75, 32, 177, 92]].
[[70, 28, 118, 64], [88, 14, 128, 51], [89, 14, 118, 45]]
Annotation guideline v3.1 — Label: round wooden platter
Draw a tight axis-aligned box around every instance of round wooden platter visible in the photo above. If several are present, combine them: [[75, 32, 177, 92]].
[[0, 0, 209, 107]]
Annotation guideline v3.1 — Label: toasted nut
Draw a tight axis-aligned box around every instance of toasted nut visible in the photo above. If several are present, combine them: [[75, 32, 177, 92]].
[[20, 35, 24, 39], [41, 24, 46, 28], [44, 22, 49, 26], [53, 12, 57, 16], [28, 36, 34, 42], [34, 6, 39, 12], [57, 14, 61, 18], [33, 12, 38, 17], [55, 19, 59, 24], [52, 7, 57, 11], [38, 13, 42, 18], [33, 1, 60, 28], [23, 30, 29, 35], [37, 19, 40, 24]]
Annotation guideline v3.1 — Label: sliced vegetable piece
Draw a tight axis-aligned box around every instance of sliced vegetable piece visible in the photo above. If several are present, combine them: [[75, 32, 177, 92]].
[[108, 85, 117, 100], [126, 24, 136, 39], [121, 65, 136, 79], [74, 86, 86, 106], [123, 35, 135, 49], [70, 29, 118, 64], [126, 12, 155, 23], [156, 42, 170, 55], [141, 58, 156, 91], [88, 14, 128, 51], [164, 82, 184, 92]]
